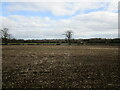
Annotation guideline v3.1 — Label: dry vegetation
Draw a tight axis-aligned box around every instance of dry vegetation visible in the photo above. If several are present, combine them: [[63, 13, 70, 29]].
[[2, 45, 120, 89]]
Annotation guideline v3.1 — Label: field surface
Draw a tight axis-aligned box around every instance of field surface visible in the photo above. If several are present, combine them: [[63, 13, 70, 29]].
[[2, 45, 120, 88]]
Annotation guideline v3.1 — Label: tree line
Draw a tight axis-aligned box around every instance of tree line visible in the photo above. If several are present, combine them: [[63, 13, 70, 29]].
[[0, 28, 120, 45]]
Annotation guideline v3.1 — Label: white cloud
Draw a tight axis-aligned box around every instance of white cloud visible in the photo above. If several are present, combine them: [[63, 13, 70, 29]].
[[107, 1, 118, 12], [1, 1, 118, 39], [0, 10, 118, 39], [6, 2, 116, 16], [2, 0, 119, 2]]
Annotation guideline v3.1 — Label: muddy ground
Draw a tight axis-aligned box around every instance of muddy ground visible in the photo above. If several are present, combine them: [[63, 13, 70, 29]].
[[2, 45, 120, 89]]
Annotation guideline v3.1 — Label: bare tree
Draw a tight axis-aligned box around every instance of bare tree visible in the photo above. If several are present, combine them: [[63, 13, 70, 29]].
[[0, 28, 11, 45], [63, 30, 73, 45]]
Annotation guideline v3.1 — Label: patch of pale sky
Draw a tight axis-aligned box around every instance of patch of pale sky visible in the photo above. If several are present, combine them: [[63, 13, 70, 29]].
[[0, 1, 118, 39]]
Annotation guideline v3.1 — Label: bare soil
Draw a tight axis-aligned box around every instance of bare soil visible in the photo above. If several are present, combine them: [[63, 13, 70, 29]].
[[2, 45, 120, 89]]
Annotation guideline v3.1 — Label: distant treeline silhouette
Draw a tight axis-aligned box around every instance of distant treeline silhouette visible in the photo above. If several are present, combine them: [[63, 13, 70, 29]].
[[1, 28, 119, 45], [1, 38, 120, 45]]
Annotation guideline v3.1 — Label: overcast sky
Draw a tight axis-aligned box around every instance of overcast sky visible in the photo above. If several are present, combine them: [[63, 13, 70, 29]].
[[0, 0, 118, 39]]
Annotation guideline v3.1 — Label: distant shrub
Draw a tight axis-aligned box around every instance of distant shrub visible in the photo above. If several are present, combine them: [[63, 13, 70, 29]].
[[56, 43, 61, 45]]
